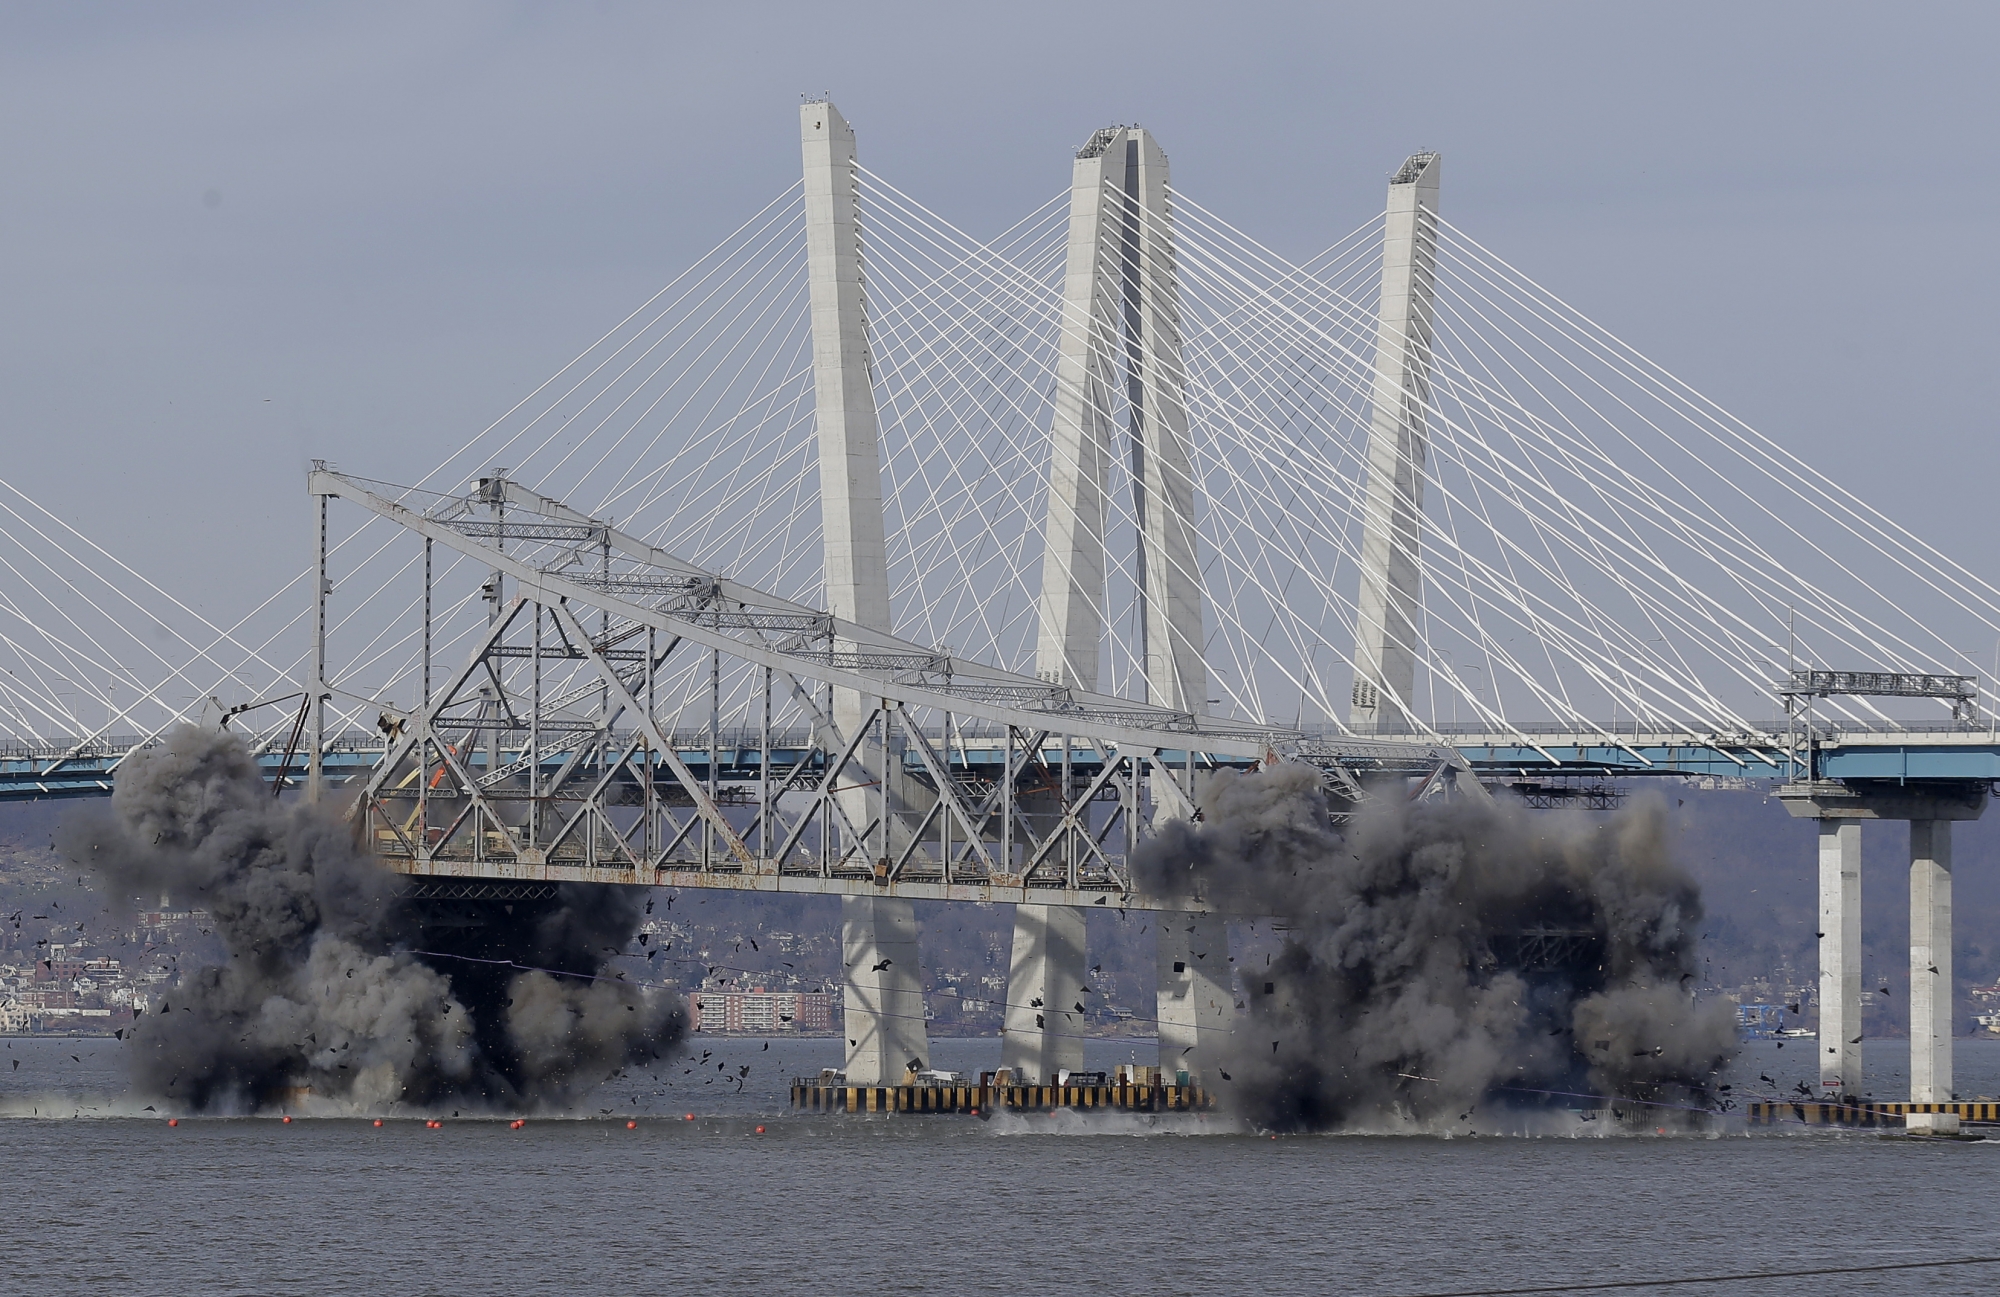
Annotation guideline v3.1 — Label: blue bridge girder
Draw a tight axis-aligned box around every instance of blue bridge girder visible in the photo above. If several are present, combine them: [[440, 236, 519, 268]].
[[1434, 724, 2000, 783], [8, 724, 2000, 802]]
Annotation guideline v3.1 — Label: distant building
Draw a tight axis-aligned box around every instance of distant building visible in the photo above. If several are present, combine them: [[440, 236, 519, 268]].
[[690, 988, 833, 1034]]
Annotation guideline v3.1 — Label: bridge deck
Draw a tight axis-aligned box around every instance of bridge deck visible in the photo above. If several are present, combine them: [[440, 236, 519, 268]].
[[10, 726, 1999, 800]]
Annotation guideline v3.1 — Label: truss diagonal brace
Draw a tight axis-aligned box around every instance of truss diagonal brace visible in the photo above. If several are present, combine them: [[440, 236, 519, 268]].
[[356, 599, 525, 807], [895, 703, 998, 876], [307, 467, 1283, 759], [1022, 748, 1130, 883], [548, 601, 754, 868]]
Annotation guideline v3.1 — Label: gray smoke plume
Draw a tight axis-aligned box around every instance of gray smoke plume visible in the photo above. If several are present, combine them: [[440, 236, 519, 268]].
[[1134, 763, 1736, 1131], [61, 726, 685, 1113]]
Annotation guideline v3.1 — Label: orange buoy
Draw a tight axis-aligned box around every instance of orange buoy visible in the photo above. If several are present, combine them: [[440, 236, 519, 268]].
[[373, 1119, 383, 1127], [684, 1113, 694, 1121], [282, 1116, 292, 1124], [754, 1125, 765, 1134], [167, 1118, 178, 1127], [626, 1120, 637, 1129]]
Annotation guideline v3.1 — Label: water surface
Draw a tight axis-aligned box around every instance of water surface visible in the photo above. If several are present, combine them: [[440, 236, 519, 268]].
[[6, 1036, 1998, 1296]]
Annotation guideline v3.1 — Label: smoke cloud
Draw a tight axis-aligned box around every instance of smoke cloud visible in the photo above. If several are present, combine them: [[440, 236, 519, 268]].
[[62, 726, 684, 1113], [1134, 763, 1736, 1131]]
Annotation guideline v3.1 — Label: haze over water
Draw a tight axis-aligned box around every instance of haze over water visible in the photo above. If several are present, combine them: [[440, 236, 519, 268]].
[[8, 1036, 2000, 1296]]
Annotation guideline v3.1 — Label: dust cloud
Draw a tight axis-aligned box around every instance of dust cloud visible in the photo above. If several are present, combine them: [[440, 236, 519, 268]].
[[1134, 763, 1736, 1131], [60, 726, 684, 1113]]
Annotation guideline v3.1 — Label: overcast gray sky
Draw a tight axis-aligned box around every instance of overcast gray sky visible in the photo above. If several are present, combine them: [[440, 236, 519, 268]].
[[2, 1, 1995, 623]]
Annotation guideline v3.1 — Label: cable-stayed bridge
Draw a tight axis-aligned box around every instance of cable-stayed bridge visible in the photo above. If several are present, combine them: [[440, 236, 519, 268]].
[[2, 103, 1994, 1100]]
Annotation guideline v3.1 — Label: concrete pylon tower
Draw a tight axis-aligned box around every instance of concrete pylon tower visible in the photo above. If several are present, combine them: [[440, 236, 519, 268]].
[[1123, 130, 1205, 716], [1349, 152, 1441, 734], [1034, 124, 1205, 707], [1036, 130, 1123, 694], [1034, 125, 1206, 711], [801, 99, 928, 1085]]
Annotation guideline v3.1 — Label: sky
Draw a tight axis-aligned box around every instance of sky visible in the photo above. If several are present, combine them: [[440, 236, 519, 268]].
[[1, 0, 1996, 627]]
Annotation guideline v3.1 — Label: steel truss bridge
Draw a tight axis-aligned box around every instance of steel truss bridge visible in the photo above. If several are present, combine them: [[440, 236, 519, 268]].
[[4, 102, 1998, 1089]]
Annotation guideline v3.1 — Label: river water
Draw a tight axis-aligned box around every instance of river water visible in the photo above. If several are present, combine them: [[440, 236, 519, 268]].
[[6, 1035, 1999, 1296]]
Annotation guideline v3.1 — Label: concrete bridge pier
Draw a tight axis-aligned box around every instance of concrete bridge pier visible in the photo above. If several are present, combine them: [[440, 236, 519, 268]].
[[1909, 819, 1953, 1105], [1781, 781, 1984, 1119], [1157, 912, 1231, 1083], [1003, 903, 1086, 1084], [1817, 819, 1862, 1096], [840, 896, 929, 1085]]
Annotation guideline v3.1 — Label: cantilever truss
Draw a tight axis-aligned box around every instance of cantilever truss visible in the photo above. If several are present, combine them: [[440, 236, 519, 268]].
[[310, 467, 1400, 912]]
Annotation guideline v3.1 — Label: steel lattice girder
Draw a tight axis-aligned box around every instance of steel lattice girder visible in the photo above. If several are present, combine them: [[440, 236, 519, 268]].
[[310, 468, 1289, 757], [323, 468, 1310, 910], [358, 598, 1206, 909]]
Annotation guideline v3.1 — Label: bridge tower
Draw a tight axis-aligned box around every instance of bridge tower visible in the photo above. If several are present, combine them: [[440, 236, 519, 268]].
[[1350, 152, 1441, 734], [802, 99, 928, 1085], [1018, 124, 1227, 1085]]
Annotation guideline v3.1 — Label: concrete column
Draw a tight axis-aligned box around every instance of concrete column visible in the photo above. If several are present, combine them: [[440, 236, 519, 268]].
[[1350, 153, 1441, 734], [1816, 819, 1861, 1095], [840, 894, 927, 1085], [1122, 129, 1205, 717], [801, 99, 890, 640], [1115, 132, 1210, 897], [1157, 913, 1231, 1083], [1910, 819, 1953, 1103], [1035, 132, 1124, 694], [1002, 902, 1086, 1084], [803, 100, 927, 1082], [1035, 124, 1203, 715]]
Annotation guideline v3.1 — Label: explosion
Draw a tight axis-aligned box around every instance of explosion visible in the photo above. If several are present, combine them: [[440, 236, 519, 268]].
[[63, 726, 684, 1113], [1134, 764, 1736, 1131]]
